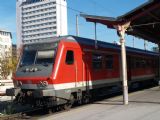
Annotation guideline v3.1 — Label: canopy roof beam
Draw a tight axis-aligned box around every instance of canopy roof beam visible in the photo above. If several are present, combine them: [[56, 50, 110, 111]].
[[146, 12, 160, 21]]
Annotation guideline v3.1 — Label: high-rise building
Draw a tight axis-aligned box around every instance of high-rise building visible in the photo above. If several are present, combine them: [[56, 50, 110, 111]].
[[16, 0, 68, 49]]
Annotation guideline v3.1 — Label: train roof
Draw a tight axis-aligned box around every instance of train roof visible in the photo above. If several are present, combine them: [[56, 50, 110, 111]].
[[63, 35, 159, 57], [23, 35, 159, 57]]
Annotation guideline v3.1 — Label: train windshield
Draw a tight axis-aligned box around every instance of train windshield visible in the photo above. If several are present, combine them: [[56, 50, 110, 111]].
[[20, 42, 58, 66], [21, 51, 36, 65]]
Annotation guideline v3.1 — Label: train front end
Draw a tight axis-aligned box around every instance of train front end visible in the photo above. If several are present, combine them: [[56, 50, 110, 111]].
[[6, 41, 59, 107]]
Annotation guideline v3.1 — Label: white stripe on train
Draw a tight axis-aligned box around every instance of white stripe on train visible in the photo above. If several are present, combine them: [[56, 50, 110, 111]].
[[21, 74, 155, 90]]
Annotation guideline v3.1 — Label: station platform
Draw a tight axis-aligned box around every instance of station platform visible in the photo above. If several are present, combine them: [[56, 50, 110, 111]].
[[40, 86, 160, 120]]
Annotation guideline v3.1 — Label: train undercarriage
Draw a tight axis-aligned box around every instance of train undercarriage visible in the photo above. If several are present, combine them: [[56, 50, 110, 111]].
[[6, 78, 158, 111]]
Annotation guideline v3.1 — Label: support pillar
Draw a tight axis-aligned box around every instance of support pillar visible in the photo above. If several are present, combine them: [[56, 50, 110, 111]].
[[114, 22, 130, 105], [120, 37, 128, 105]]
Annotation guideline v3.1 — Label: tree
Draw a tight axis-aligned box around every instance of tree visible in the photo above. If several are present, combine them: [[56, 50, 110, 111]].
[[0, 50, 18, 80]]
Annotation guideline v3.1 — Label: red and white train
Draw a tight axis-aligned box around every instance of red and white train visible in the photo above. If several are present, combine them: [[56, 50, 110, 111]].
[[7, 36, 159, 108]]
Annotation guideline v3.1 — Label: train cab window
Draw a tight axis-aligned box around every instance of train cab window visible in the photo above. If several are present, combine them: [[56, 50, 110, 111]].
[[65, 50, 74, 65], [105, 55, 113, 69], [92, 54, 102, 69]]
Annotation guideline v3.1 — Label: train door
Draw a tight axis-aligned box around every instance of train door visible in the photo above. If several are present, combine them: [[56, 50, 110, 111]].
[[74, 49, 83, 87], [82, 51, 91, 92], [62, 49, 76, 86], [127, 55, 132, 81], [62, 48, 83, 88]]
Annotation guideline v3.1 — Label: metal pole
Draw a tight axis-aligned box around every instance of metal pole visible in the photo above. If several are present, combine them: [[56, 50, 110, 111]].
[[94, 22, 97, 40], [76, 15, 79, 36], [94, 22, 97, 48], [120, 38, 128, 105], [115, 23, 130, 105], [144, 40, 147, 50], [158, 44, 160, 85], [133, 36, 135, 48]]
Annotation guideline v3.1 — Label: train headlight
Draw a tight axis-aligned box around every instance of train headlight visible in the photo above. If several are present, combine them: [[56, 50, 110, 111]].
[[34, 68, 38, 72], [25, 68, 29, 72], [30, 68, 34, 72]]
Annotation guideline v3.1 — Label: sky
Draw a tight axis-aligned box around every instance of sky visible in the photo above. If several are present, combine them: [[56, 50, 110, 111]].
[[0, 0, 157, 50]]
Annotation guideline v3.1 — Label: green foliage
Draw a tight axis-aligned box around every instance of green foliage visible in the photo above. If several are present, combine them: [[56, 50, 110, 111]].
[[0, 51, 18, 80]]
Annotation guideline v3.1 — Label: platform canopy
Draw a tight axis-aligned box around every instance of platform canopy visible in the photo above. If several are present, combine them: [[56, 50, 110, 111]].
[[81, 0, 160, 44]]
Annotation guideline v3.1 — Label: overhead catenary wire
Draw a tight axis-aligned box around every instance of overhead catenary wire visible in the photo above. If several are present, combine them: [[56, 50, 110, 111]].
[[56, 1, 110, 36], [56, 2, 160, 28], [56, 1, 88, 26], [56, 1, 116, 15], [56, 1, 158, 52], [56, 2, 86, 14], [56, 2, 87, 36]]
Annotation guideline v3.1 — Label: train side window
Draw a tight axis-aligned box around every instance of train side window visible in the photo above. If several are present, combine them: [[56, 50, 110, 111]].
[[92, 54, 102, 69], [142, 59, 146, 68], [152, 59, 156, 68], [131, 57, 135, 69], [135, 58, 140, 68], [146, 60, 150, 67], [65, 50, 74, 65], [105, 55, 113, 69]]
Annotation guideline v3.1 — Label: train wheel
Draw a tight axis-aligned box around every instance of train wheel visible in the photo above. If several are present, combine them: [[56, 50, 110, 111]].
[[48, 107, 56, 113], [63, 95, 75, 110]]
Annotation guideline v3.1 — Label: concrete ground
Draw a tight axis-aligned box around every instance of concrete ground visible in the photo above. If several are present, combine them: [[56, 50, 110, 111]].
[[40, 87, 160, 120]]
